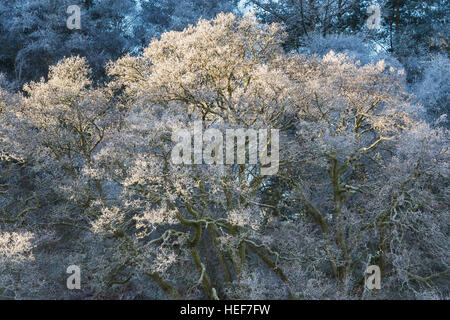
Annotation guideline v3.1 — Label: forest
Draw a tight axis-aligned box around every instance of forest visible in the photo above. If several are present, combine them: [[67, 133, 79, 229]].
[[0, 0, 449, 300]]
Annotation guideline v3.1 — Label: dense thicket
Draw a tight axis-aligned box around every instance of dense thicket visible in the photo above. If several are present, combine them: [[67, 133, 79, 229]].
[[0, 0, 238, 85]]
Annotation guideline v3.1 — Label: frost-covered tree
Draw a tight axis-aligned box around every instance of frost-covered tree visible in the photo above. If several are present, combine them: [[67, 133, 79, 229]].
[[0, 13, 448, 300], [1, 79, 54, 299], [84, 14, 448, 299], [247, 0, 360, 49], [413, 54, 450, 128], [22, 56, 117, 174], [0, 0, 136, 84], [0, 0, 241, 85], [135, 0, 239, 48], [277, 51, 449, 297], [85, 13, 296, 299]]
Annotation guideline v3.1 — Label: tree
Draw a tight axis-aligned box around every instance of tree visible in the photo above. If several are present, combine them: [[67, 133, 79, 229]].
[[0, 0, 135, 84], [0, 0, 241, 85], [277, 51, 449, 295], [87, 14, 448, 298], [135, 0, 239, 47], [89, 13, 296, 299], [0, 12, 448, 300], [413, 54, 450, 127], [247, 0, 360, 49]]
